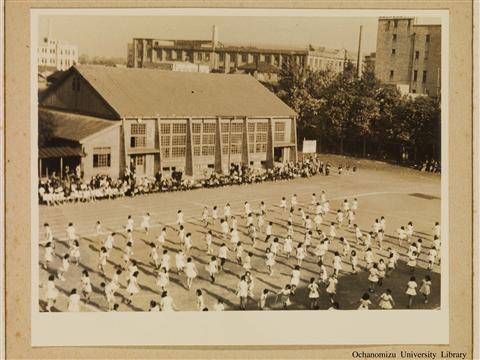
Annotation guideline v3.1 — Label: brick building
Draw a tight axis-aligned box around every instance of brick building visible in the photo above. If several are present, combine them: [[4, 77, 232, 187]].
[[38, 65, 297, 180], [127, 26, 357, 75], [374, 17, 441, 97]]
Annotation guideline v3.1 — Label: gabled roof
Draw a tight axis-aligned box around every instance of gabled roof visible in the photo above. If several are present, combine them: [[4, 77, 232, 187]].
[[39, 108, 119, 142], [68, 65, 296, 118]]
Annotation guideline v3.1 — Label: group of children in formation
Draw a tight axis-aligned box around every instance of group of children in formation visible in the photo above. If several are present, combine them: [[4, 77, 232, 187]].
[[42, 190, 440, 312]]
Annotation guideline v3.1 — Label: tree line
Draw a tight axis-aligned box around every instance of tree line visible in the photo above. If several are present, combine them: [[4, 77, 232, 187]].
[[269, 61, 441, 163]]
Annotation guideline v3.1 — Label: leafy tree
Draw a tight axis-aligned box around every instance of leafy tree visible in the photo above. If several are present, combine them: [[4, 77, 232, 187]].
[[370, 85, 402, 157], [395, 96, 440, 161], [319, 62, 357, 154], [277, 60, 325, 143], [273, 56, 440, 162], [78, 54, 126, 67], [38, 111, 56, 147]]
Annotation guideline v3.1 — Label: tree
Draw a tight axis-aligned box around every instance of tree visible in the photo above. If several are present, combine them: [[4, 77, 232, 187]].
[[277, 60, 326, 144], [273, 56, 440, 163], [38, 111, 56, 147], [395, 96, 440, 161], [370, 85, 402, 158], [349, 95, 380, 157], [78, 54, 126, 67], [319, 62, 357, 154]]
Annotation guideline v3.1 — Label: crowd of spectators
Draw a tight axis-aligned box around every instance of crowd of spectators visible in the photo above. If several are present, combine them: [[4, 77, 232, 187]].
[[38, 157, 356, 206], [412, 159, 441, 174]]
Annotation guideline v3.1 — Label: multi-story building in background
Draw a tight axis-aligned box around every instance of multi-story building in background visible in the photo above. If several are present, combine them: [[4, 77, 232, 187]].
[[375, 17, 441, 97], [38, 36, 78, 71], [127, 26, 357, 75]]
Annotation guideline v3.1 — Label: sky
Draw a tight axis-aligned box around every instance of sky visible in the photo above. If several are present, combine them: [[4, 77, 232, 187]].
[[37, 15, 441, 59]]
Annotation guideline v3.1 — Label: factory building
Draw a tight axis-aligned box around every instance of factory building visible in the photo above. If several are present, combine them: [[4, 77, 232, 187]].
[[127, 26, 357, 75]]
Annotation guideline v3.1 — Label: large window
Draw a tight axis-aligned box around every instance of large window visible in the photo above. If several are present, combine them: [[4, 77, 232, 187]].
[[255, 122, 268, 153], [160, 124, 171, 159], [202, 122, 216, 156], [130, 123, 146, 148], [248, 123, 255, 153], [230, 122, 243, 155], [221, 122, 230, 155], [274, 122, 286, 142], [160, 122, 187, 159], [93, 147, 111, 168], [244, 121, 269, 154], [191, 121, 216, 157], [192, 122, 202, 156]]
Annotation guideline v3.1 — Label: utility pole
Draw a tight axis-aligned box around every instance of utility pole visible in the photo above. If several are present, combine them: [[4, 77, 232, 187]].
[[356, 25, 363, 78]]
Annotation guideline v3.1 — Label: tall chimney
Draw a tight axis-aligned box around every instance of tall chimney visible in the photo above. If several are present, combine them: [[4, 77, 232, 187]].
[[212, 25, 219, 50], [211, 25, 219, 71], [356, 25, 363, 78]]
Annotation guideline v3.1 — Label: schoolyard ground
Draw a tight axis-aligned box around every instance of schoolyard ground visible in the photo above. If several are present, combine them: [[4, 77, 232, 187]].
[[38, 157, 442, 312]]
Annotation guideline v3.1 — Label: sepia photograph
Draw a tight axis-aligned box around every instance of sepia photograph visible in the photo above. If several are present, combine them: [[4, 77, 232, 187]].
[[27, 8, 451, 346], [7, 7, 461, 347], [3, 0, 479, 356]]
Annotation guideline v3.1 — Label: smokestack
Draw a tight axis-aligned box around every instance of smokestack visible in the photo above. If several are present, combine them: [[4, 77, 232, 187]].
[[212, 25, 219, 50], [211, 25, 219, 71], [356, 25, 363, 77]]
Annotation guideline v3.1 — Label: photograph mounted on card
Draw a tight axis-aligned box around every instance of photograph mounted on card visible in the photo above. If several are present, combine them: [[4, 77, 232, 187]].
[[30, 8, 448, 346]]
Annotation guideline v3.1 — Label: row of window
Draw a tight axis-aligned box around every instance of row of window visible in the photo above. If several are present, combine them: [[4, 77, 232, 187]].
[[390, 32, 431, 43], [39, 47, 76, 55], [119, 121, 287, 160], [388, 69, 428, 83], [385, 19, 412, 30], [390, 49, 428, 61], [39, 58, 74, 66], [146, 46, 306, 66], [308, 57, 344, 70]]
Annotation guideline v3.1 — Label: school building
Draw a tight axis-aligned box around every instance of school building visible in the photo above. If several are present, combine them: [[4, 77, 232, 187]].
[[375, 17, 441, 97], [37, 36, 78, 71], [38, 65, 298, 180]]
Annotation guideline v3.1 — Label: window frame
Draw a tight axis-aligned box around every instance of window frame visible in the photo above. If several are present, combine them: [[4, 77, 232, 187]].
[[92, 147, 112, 168], [130, 123, 147, 148]]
